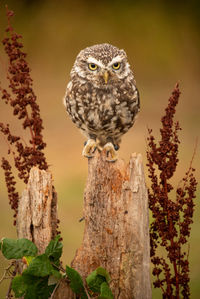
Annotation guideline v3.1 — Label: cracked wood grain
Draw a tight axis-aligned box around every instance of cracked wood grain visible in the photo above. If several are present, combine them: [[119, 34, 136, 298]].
[[17, 167, 58, 254], [71, 150, 151, 299]]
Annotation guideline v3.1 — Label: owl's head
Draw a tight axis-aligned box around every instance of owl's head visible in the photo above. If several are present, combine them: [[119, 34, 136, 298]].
[[71, 43, 133, 88]]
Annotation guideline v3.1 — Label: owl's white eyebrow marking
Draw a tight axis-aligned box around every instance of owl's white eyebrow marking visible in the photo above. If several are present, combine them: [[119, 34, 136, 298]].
[[74, 65, 86, 77], [87, 57, 104, 68], [108, 55, 123, 67]]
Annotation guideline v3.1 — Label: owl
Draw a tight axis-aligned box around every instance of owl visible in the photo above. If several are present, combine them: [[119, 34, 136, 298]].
[[64, 43, 140, 161]]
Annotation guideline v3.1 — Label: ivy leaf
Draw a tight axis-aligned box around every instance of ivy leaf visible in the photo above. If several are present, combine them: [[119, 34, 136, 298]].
[[98, 282, 113, 299], [12, 275, 27, 298], [24, 254, 54, 277], [45, 235, 62, 261], [86, 267, 110, 293], [66, 265, 87, 297], [1, 238, 38, 259]]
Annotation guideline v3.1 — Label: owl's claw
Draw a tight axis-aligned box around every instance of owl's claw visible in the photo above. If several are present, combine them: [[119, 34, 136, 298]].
[[104, 142, 118, 162], [82, 139, 97, 158]]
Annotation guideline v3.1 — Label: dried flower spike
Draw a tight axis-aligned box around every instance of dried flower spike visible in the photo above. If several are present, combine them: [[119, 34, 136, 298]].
[[147, 84, 197, 298], [0, 8, 48, 224]]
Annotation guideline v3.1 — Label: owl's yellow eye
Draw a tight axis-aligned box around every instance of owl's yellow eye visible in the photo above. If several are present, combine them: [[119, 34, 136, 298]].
[[88, 63, 98, 71], [112, 62, 121, 70]]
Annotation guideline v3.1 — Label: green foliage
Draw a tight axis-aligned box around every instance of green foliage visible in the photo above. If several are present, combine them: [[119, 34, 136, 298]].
[[45, 234, 62, 262], [86, 267, 110, 293], [24, 254, 54, 277], [99, 282, 113, 299], [1, 238, 38, 259], [95, 267, 110, 283], [12, 275, 27, 297], [66, 266, 87, 298], [12, 274, 55, 299], [0, 235, 113, 298]]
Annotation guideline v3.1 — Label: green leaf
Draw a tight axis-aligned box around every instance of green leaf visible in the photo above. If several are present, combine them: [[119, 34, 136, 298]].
[[96, 267, 110, 283], [45, 235, 62, 261], [23, 276, 55, 299], [51, 268, 62, 279], [25, 254, 53, 277], [24, 287, 38, 299], [86, 267, 110, 293], [12, 272, 56, 298], [48, 274, 60, 286], [86, 273, 105, 293], [12, 275, 27, 298], [21, 272, 39, 284], [1, 238, 38, 260], [66, 265, 87, 297], [98, 282, 113, 299]]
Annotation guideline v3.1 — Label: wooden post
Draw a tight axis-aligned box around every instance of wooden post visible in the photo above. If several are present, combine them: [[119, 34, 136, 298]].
[[72, 151, 151, 299], [17, 167, 58, 254], [16, 152, 151, 298], [16, 167, 75, 298]]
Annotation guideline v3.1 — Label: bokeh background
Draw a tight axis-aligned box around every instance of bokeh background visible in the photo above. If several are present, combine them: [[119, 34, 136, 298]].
[[0, 0, 199, 297]]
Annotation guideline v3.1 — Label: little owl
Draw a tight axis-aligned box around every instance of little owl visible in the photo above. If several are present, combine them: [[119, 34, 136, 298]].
[[64, 43, 140, 161]]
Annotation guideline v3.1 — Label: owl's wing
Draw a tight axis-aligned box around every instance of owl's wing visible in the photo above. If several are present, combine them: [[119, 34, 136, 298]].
[[135, 87, 140, 110], [127, 86, 140, 116]]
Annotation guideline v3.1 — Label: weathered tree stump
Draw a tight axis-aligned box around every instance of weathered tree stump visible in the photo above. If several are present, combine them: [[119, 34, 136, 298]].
[[16, 167, 74, 298], [71, 150, 151, 299], [17, 151, 151, 298], [17, 167, 58, 254]]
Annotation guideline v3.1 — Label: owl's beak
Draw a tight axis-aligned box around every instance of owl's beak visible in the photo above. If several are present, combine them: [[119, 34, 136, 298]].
[[103, 71, 109, 84]]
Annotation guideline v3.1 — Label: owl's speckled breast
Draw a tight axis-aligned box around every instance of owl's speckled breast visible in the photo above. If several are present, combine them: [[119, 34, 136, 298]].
[[65, 79, 139, 146]]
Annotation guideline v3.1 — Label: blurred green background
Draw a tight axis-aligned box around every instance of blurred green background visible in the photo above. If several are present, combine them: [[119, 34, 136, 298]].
[[0, 0, 199, 297]]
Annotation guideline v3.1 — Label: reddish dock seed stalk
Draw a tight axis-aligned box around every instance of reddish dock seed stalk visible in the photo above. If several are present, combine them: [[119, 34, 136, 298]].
[[1, 158, 19, 226], [147, 84, 197, 298], [0, 8, 48, 224]]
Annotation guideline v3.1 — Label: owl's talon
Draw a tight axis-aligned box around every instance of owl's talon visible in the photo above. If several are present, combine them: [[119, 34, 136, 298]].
[[104, 142, 118, 162], [82, 139, 97, 158]]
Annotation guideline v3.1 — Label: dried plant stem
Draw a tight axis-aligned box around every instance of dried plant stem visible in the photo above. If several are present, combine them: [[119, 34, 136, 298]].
[[147, 84, 197, 298], [0, 263, 13, 283], [165, 178, 180, 298], [50, 281, 61, 299]]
